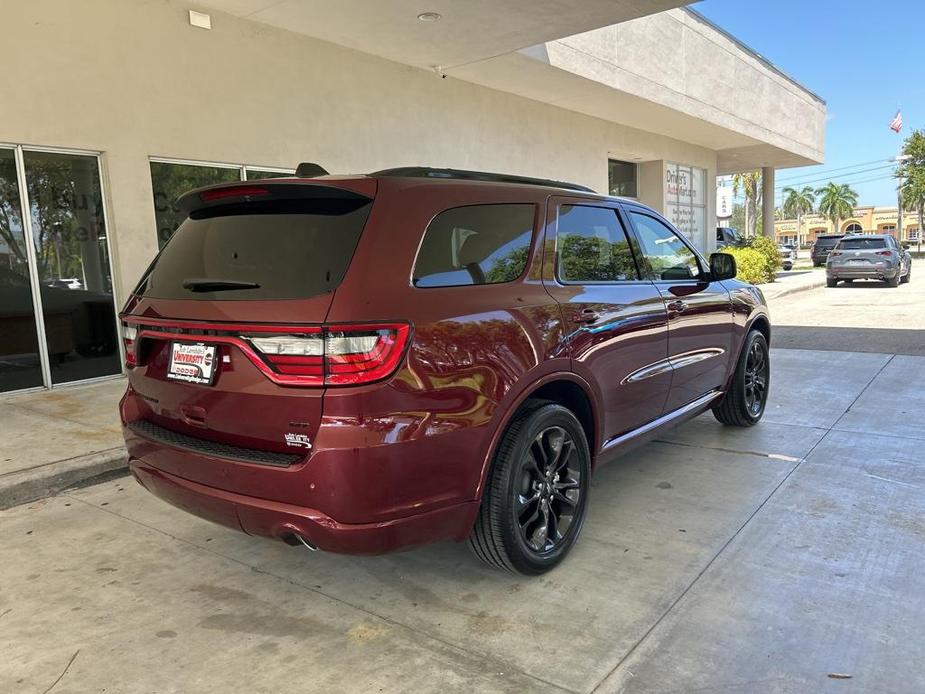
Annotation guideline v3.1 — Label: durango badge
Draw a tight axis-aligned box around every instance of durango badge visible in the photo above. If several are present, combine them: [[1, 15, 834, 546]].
[[284, 433, 313, 449]]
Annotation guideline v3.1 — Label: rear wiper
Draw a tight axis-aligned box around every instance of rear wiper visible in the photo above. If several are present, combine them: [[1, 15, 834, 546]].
[[182, 278, 260, 292]]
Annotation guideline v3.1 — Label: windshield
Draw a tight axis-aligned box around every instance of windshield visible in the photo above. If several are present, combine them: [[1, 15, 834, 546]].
[[134, 198, 372, 301]]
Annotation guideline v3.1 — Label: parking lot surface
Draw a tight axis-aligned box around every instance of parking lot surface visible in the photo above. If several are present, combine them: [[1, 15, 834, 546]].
[[3, 346, 923, 693], [770, 258, 925, 356]]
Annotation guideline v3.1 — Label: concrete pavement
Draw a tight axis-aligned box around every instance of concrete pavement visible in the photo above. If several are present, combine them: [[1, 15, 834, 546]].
[[0, 378, 127, 509], [2, 347, 923, 693]]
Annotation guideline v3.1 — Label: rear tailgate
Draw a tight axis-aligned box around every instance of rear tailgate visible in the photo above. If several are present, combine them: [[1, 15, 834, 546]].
[[120, 180, 375, 490], [830, 237, 892, 268]]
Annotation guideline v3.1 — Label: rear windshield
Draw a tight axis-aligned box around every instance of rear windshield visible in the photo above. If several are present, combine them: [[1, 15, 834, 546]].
[[134, 198, 371, 300], [837, 237, 887, 250], [815, 237, 841, 248]]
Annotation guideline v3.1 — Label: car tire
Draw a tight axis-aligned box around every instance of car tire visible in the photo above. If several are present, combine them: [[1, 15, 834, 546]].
[[469, 401, 591, 575], [712, 330, 769, 428], [826, 278, 838, 287], [887, 273, 900, 288], [901, 266, 911, 284]]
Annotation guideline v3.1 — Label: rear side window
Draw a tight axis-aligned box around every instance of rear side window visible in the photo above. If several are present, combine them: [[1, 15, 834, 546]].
[[412, 204, 535, 287], [557, 205, 639, 282], [838, 237, 887, 250], [134, 197, 372, 300]]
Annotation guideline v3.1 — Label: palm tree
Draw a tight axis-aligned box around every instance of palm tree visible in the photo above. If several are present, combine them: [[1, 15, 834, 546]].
[[781, 185, 816, 246], [733, 171, 762, 237], [815, 182, 858, 232]]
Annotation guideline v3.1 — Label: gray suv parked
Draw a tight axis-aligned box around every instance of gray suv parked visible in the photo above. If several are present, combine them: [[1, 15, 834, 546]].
[[826, 234, 912, 287]]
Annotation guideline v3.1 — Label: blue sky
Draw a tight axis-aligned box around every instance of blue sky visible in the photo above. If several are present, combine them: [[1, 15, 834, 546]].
[[697, 0, 925, 208]]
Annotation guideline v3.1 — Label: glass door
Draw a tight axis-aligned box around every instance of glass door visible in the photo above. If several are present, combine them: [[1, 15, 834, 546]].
[[0, 148, 44, 392], [23, 150, 120, 385]]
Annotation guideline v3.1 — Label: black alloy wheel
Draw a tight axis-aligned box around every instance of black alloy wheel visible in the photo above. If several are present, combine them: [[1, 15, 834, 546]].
[[514, 425, 582, 554], [712, 330, 770, 427], [743, 338, 769, 418], [470, 402, 591, 574]]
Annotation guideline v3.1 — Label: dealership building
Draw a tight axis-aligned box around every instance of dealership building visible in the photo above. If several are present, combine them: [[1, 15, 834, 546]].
[[0, 0, 825, 395], [776, 207, 922, 246]]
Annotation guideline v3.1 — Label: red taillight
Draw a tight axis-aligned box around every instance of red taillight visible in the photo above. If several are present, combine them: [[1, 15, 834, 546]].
[[876, 250, 893, 257], [200, 186, 269, 203], [247, 323, 410, 386], [829, 250, 842, 257], [324, 324, 411, 386], [121, 322, 137, 367]]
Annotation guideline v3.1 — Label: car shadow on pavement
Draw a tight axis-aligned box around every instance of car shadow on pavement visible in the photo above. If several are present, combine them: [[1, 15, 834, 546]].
[[772, 325, 925, 356]]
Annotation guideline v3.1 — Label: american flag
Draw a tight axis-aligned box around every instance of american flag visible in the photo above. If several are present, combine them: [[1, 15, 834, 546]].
[[890, 110, 903, 133]]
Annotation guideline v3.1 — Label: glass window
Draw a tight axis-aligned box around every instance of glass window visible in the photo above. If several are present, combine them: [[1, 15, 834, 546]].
[[245, 168, 295, 180], [608, 160, 637, 198], [136, 196, 372, 301], [150, 162, 241, 248], [557, 205, 638, 282], [412, 204, 535, 287], [837, 237, 887, 250], [630, 211, 703, 281], [0, 148, 44, 392], [24, 151, 120, 385]]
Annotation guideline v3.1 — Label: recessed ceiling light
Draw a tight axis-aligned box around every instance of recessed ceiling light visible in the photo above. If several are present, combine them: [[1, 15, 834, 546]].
[[417, 12, 441, 22]]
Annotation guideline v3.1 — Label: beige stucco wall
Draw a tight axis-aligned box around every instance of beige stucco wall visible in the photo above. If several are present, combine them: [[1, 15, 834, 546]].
[[1, 0, 718, 303]]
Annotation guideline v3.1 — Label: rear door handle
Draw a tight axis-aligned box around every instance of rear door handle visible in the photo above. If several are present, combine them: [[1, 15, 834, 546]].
[[576, 308, 600, 324], [667, 300, 687, 313]]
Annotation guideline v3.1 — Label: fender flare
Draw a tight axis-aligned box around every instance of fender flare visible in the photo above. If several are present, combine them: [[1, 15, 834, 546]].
[[471, 370, 599, 504]]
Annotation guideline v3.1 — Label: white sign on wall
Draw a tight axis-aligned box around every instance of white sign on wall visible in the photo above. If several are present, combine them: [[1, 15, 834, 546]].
[[665, 162, 707, 251], [716, 175, 733, 219]]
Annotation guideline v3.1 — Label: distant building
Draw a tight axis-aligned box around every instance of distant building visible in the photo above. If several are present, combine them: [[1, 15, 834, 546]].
[[775, 206, 921, 246]]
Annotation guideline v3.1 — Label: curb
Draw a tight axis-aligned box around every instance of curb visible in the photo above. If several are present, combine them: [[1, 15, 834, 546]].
[[0, 446, 128, 511], [762, 277, 826, 301]]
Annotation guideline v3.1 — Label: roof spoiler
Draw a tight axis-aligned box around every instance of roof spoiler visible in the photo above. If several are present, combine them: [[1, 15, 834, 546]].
[[296, 162, 329, 177]]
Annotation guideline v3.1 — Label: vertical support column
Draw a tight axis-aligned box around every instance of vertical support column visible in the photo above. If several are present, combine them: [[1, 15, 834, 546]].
[[761, 167, 775, 238]]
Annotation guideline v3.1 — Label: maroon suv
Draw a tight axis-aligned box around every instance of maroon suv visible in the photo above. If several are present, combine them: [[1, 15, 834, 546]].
[[120, 166, 770, 575]]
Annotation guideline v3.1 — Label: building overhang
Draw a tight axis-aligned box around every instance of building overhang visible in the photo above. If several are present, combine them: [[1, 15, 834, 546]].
[[194, 0, 689, 70], [195, 2, 825, 172]]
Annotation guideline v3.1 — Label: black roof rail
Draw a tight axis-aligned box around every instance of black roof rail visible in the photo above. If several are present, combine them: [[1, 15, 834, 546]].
[[370, 166, 596, 193]]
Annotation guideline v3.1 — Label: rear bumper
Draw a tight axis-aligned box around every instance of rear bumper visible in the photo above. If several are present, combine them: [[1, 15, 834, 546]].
[[129, 460, 479, 554], [827, 266, 899, 279]]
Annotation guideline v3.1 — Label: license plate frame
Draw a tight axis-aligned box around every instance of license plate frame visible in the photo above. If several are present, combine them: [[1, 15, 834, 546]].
[[167, 342, 217, 385]]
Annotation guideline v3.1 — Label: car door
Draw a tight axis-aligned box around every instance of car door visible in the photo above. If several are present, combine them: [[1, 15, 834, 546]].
[[543, 198, 671, 441], [625, 208, 733, 413]]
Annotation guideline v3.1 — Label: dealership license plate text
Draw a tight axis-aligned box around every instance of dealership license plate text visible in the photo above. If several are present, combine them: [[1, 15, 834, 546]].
[[167, 342, 217, 385]]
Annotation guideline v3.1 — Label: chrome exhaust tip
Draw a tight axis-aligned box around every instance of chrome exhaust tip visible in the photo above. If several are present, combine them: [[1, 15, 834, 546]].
[[293, 533, 318, 551]]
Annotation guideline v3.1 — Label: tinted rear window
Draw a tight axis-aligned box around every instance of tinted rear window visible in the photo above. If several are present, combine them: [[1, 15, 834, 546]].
[[412, 204, 536, 287], [134, 198, 371, 300], [815, 237, 841, 248], [838, 237, 887, 250]]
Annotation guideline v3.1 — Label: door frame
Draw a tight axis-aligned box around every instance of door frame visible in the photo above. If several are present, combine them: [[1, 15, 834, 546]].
[[0, 142, 123, 392]]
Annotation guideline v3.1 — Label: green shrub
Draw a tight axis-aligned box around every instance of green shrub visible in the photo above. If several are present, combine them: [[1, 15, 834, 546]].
[[746, 234, 782, 279], [718, 246, 771, 284]]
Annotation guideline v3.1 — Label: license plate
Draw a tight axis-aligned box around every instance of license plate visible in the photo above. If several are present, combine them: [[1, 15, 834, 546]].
[[847, 259, 867, 265], [167, 342, 217, 385]]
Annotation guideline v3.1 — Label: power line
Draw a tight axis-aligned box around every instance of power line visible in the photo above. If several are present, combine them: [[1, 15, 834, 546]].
[[776, 164, 897, 190], [775, 157, 893, 183]]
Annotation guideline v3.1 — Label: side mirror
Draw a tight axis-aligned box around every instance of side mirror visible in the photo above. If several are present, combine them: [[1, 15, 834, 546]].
[[901, 242, 911, 250], [709, 252, 736, 281]]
